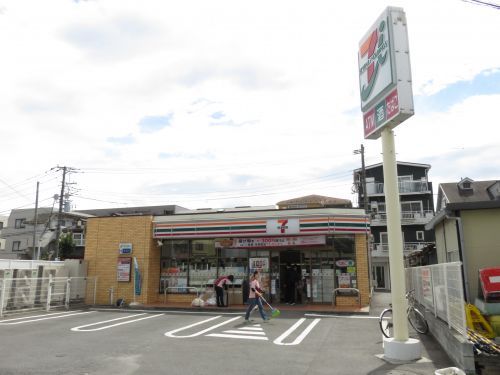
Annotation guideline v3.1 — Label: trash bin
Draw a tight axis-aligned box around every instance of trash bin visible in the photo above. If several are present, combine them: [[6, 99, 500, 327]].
[[434, 367, 466, 375]]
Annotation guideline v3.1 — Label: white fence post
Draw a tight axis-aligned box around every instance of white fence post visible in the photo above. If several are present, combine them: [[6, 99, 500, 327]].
[[443, 264, 451, 329], [46, 274, 53, 312], [0, 280, 5, 318], [65, 278, 71, 309]]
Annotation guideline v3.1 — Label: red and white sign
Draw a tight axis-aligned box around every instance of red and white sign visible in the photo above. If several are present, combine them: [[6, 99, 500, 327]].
[[335, 259, 355, 267], [232, 235, 326, 248], [117, 257, 131, 282], [266, 218, 299, 235], [358, 7, 414, 140]]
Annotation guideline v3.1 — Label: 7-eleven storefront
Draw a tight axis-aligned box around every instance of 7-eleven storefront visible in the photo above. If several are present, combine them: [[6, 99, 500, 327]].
[[153, 208, 371, 307]]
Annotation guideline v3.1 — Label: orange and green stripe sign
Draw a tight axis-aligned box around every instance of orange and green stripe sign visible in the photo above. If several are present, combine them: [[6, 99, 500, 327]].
[[154, 220, 267, 238], [153, 216, 369, 238]]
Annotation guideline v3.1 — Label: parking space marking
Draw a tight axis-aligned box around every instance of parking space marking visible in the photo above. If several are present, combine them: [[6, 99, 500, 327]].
[[208, 323, 268, 340], [71, 313, 164, 332], [273, 318, 321, 346], [0, 310, 84, 323], [305, 313, 378, 319], [0, 311, 95, 325], [165, 316, 241, 338]]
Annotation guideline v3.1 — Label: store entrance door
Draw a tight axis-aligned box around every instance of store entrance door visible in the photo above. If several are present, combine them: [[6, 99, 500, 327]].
[[374, 265, 386, 289], [280, 250, 310, 304]]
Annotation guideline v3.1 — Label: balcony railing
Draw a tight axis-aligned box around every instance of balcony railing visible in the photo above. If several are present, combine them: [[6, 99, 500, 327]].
[[372, 242, 428, 254], [366, 180, 429, 195], [370, 210, 434, 225]]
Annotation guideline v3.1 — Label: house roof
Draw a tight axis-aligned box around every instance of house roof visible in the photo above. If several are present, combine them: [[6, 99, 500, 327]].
[[353, 161, 431, 173], [427, 179, 500, 229], [276, 194, 351, 207], [440, 180, 498, 204], [79, 204, 191, 217]]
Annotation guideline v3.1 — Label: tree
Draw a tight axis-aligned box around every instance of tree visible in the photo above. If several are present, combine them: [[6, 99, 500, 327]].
[[59, 233, 75, 260]]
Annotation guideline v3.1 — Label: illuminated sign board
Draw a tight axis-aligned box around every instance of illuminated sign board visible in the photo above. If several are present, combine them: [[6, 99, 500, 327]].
[[358, 7, 414, 139]]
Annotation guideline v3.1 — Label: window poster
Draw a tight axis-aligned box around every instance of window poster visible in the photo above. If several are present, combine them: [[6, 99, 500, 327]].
[[338, 273, 351, 288]]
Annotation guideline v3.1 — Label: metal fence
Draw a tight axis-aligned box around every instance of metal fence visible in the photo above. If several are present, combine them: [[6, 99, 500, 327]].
[[406, 261, 467, 337], [0, 276, 97, 317]]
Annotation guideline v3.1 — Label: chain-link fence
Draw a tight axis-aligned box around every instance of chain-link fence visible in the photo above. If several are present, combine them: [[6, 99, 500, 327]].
[[0, 276, 97, 317], [406, 261, 467, 337]]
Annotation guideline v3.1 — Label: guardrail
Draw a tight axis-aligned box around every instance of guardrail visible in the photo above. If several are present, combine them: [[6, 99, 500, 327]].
[[332, 287, 360, 306]]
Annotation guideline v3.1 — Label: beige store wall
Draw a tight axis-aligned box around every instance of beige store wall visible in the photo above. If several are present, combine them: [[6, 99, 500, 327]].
[[85, 216, 160, 305], [335, 233, 370, 307]]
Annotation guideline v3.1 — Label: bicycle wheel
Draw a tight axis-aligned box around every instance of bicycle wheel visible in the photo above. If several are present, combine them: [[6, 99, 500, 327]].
[[379, 308, 393, 338], [407, 307, 429, 334]]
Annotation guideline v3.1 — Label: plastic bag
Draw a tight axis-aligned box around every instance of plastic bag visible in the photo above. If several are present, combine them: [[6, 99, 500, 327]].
[[206, 297, 217, 306], [191, 297, 205, 307]]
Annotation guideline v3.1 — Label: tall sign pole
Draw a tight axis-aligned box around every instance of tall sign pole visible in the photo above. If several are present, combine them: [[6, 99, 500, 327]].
[[358, 7, 420, 360]]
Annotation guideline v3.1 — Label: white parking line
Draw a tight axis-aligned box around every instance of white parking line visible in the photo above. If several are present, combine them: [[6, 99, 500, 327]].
[[71, 313, 163, 332], [305, 313, 379, 319], [0, 311, 95, 325], [223, 330, 266, 335], [273, 318, 321, 346], [207, 333, 268, 340], [0, 310, 84, 322], [164, 316, 240, 338]]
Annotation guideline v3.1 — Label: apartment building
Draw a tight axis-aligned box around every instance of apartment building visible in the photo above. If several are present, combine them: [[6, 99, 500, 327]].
[[353, 161, 435, 290]]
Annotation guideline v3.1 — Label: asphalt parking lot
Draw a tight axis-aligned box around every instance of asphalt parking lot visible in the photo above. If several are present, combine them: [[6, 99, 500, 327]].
[[0, 303, 455, 375]]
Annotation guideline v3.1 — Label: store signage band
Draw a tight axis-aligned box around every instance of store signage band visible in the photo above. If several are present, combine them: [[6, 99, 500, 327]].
[[232, 235, 326, 248], [153, 216, 369, 238]]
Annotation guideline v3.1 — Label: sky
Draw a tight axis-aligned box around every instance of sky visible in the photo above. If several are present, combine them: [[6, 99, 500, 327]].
[[0, 0, 499, 216]]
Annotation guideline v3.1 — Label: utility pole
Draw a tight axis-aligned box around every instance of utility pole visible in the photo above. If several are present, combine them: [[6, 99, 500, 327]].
[[32, 181, 39, 260], [354, 144, 369, 213], [55, 166, 67, 260]]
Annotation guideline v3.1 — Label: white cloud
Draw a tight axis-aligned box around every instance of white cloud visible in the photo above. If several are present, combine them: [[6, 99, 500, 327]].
[[0, 0, 499, 213]]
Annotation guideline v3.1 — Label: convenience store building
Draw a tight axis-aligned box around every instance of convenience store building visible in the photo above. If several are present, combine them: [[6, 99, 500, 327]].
[[84, 207, 371, 308]]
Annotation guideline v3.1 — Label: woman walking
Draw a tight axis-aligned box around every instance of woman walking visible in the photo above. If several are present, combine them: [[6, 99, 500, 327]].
[[245, 270, 269, 322]]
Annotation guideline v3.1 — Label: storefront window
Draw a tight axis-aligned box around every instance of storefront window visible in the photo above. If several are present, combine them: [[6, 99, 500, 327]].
[[160, 240, 189, 293], [332, 235, 357, 293], [219, 248, 248, 278], [189, 240, 217, 288]]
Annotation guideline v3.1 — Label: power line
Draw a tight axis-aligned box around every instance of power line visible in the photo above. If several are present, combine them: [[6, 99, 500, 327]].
[[462, 0, 500, 10]]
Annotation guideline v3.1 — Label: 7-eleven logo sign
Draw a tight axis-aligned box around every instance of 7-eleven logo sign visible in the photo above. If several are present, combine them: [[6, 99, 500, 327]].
[[358, 17, 390, 105], [277, 219, 288, 234], [266, 219, 299, 235]]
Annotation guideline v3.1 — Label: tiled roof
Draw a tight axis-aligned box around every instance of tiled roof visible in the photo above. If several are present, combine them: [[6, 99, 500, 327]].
[[441, 180, 498, 204], [276, 194, 351, 206]]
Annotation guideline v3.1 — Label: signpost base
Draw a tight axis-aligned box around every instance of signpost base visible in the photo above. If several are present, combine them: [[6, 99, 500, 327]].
[[383, 337, 421, 361]]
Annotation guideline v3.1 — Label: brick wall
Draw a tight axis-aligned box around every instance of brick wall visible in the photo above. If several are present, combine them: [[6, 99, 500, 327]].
[[84, 216, 159, 305], [355, 233, 370, 306]]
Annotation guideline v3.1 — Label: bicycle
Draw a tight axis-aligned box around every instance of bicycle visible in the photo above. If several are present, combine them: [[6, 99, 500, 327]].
[[379, 290, 429, 338]]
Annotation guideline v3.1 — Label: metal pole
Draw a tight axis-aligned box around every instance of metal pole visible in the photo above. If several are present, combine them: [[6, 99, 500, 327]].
[[0, 280, 5, 318], [33, 182, 39, 260], [360, 144, 369, 213], [381, 128, 409, 341], [55, 166, 67, 260]]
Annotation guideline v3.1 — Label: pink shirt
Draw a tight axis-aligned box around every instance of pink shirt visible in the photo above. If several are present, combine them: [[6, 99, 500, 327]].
[[249, 279, 261, 298], [215, 276, 231, 288]]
